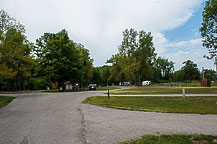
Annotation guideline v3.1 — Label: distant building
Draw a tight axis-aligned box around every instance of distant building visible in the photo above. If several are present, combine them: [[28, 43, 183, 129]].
[[64, 81, 73, 90]]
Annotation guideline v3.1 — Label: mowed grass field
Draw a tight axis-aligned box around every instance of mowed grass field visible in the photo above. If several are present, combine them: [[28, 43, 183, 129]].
[[82, 96, 217, 114], [109, 86, 217, 95]]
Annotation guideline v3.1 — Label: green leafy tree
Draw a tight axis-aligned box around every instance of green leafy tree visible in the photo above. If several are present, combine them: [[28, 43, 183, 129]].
[[0, 10, 33, 91], [181, 60, 200, 82], [107, 28, 156, 85], [173, 70, 185, 82], [100, 65, 111, 85], [35, 30, 81, 88], [75, 43, 93, 87], [0, 10, 25, 33], [91, 67, 101, 84], [200, 0, 217, 59], [35, 29, 93, 89], [108, 63, 121, 84], [135, 30, 156, 83], [153, 57, 174, 82], [91, 65, 111, 86], [204, 69, 217, 80], [107, 54, 122, 84]]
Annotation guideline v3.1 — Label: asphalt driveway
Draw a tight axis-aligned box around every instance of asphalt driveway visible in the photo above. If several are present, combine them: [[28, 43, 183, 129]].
[[0, 91, 217, 144]]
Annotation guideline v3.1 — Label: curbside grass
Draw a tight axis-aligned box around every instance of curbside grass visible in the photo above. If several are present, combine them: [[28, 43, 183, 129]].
[[108, 87, 217, 95], [82, 96, 217, 114], [119, 134, 217, 144], [0, 96, 16, 108]]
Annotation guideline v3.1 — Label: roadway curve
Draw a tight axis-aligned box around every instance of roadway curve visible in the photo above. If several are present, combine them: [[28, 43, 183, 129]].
[[0, 91, 216, 144]]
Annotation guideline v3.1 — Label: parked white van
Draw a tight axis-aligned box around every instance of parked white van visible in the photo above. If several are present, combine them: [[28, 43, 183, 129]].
[[142, 81, 151, 86]]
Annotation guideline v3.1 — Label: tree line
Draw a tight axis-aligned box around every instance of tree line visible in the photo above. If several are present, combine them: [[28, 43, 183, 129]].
[[92, 0, 217, 86], [93, 28, 216, 86], [0, 10, 93, 91]]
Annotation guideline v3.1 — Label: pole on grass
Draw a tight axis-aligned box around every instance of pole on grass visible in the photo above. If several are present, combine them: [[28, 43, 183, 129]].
[[108, 89, 110, 99], [182, 88, 186, 98]]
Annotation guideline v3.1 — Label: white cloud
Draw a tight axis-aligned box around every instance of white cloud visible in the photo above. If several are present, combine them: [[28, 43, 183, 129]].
[[189, 38, 202, 45], [153, 32, 169, 54], [156, 36, 215, 70], [166, 38, 202, 48], [1, 0, 211, 69], [169, 41, 189, 48]]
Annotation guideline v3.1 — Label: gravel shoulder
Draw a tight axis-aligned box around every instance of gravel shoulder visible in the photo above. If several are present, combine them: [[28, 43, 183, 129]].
[[82, 103, 217, 144]]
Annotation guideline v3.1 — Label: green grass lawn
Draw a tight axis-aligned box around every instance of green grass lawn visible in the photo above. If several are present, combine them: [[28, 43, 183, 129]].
[[0, 91, 24, 94], [119, 134, 217, 144], [96, 86, 120, 90], [0, 90, 34, 94], [0, 96, 15, 108], [153, 81, 217, 87], [154, 82, 200, 87], [109, 87, 217, 95], [82, 96, 217, 114]]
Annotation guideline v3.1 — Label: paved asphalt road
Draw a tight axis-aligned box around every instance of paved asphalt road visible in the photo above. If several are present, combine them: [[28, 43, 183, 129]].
[[0, 91, 217, 144]]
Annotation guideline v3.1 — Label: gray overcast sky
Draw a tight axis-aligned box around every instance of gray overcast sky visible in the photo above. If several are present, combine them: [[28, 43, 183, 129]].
[[0, 0, 215, 70]]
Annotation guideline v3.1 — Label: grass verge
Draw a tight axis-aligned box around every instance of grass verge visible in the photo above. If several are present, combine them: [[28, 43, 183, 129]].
[[0, 96, 16, 108], [0, 91, 23, 94], [119, 134, 217, 144], [109, 87, 217, 95], [82, 96, 217, 114], [0, 90, 34, 94], [97, 87, 120, 90]]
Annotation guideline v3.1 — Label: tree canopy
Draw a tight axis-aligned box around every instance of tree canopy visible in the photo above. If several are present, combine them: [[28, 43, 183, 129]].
[[34, 29, 93, 89], [1, 9, 215, 90], [153, 57, 174, 82], [107, 28, 156, 84], [0, 9, 33, 91], [200, 0, 217, 59], [0, 10, 25, 33], [181, 60, 200, 82], [204, 69, 217, 80]]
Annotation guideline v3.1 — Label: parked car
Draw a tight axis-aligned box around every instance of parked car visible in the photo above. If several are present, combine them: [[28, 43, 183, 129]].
[[142, 81, 151, 86], [88, 84, 97, 90], [120, 82, 131, 86]]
